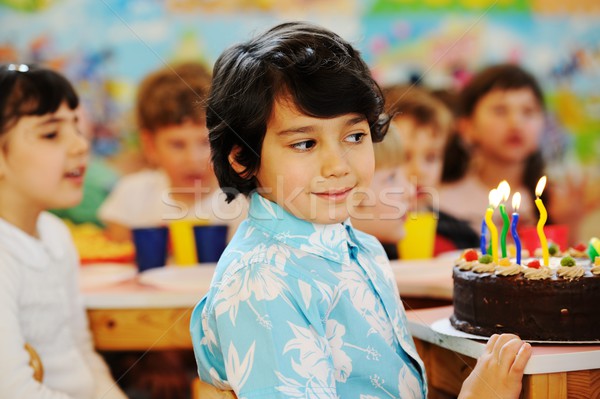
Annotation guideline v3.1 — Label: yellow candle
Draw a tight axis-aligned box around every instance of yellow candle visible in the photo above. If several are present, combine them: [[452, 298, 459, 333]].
[[485, 189, 501, 264], [535, 176, 549, 266]]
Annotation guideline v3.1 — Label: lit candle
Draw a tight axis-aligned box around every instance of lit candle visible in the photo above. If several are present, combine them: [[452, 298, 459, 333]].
[[511, 192, 522, 265], [535, 176, 549, 266], [485, 189, 501, 264], [497, 181, 511, 259]]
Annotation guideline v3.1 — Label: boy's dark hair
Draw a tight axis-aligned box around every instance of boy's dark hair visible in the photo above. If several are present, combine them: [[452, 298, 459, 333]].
[[207, 22, 388, 202], [443, 64, 547, 207], [136, 62, 211, 133], [0, 64, 79, 139]]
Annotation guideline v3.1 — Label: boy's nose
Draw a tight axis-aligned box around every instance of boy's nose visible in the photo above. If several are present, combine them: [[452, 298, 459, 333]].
[[407, 159, 422, 181], [185, 144, 210, 164], [321, 146, 351, 178]]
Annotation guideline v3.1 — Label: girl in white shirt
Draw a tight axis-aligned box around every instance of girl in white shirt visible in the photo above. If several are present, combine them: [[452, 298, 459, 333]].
[[0, 63, 127, 399]]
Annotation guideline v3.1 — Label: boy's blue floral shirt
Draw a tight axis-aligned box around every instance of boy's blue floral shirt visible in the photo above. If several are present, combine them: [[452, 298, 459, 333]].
[[190, 193, 427, 399]]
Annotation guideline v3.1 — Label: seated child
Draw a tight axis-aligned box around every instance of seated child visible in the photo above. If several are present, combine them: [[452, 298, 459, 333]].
[[385, 84, 479, 253], [99, 62, 246, 242], [0, 63, 126, 398], [351, 128, 414, 259], [51, 106, 119, 226], [189, 22, 531, 398]]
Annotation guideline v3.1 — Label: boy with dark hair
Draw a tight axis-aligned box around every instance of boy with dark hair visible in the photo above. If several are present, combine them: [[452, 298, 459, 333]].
[[190, 22, 531, 399]]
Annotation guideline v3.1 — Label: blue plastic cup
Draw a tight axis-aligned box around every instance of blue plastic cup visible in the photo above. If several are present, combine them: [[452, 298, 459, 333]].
[[132, 226, 169, 272], [193, 225, 228, 263]]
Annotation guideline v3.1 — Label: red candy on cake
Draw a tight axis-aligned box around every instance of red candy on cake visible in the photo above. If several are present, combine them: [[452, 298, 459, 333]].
[[463, 249, 478, 262], [527, 260, 541, 269]]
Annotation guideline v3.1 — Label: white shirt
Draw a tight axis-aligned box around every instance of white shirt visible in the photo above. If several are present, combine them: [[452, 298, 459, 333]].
[[98, 169, 247, 240], [0, 212, 126, 399]]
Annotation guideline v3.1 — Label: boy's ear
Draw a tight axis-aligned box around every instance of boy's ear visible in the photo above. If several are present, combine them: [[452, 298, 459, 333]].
[[228, 145, 250, 177], [140, 130, 158, 165], [0, 147, 7, 179]]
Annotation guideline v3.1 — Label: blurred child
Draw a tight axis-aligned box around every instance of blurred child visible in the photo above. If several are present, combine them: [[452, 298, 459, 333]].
[[0, 63, 126, 398], [385, 85, 479, 252], [351, 128, 414, 259], [190, 22, 531, 398], [440, 64, 546, 239], [51, 106, 119, 226], [99, 62, 246, 242]]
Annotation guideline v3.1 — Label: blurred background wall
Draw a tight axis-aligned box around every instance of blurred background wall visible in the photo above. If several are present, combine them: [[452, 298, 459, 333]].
[[1, 0, 599, 237]]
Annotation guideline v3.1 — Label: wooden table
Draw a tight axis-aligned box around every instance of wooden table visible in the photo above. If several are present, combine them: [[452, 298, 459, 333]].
[[406, 306, 600, 399], [83, 257, 456, 351], [84, 279, 203, 351]]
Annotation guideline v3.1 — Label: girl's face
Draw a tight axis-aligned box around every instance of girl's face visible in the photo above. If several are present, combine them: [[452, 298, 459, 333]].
[[253, 97, 375, 224], [461, 88, 544, 163], [142, 121, 215, 190], [0, 103, 89, 212]]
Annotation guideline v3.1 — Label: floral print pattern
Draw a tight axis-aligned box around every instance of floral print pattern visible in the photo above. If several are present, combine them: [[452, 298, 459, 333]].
[[191, 193, 426, 398]]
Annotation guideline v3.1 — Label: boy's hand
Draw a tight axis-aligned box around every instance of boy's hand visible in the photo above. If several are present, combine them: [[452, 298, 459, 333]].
[[459, 333, 532, 399]]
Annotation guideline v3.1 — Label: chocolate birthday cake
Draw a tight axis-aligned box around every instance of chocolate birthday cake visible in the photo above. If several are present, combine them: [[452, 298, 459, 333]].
[[450, 247, 600, 341]]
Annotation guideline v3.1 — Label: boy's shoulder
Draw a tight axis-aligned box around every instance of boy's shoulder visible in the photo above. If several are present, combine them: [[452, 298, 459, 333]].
[[116, 169, 167, 188], [107, 169, 169, 201]]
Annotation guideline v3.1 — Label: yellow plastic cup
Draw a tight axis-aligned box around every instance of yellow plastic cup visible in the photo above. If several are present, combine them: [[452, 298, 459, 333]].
[[398, 212, 438, 260], [169, 220, 198, 266]]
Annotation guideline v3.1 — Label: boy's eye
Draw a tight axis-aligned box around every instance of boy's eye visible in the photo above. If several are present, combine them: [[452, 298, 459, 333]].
[[41, 132, 58, 140], [169, 141, 186, 149], [345, 132, 366, 143], [522, 106, 539, 118], [290, 140, 316, 151]]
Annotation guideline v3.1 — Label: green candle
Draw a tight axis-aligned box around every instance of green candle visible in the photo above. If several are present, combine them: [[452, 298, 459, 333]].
[[497, 180, 511, 259], [499, 203, 510, 258]]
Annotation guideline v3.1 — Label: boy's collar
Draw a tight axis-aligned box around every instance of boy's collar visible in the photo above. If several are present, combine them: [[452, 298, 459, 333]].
[[247, 192, 361, 264]]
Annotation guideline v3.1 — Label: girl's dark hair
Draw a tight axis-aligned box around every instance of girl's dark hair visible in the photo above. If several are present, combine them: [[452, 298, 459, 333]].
[[207, 22, 388, 202], [442, 64, 547, 204], [0, 64, 79, 140]]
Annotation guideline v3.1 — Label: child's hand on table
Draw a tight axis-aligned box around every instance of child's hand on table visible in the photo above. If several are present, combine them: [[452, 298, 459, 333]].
[[459, 333, 532, 399]]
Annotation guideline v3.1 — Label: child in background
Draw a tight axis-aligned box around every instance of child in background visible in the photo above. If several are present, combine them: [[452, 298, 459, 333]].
[[99, 62, 246, 242], [440, 64, 546, 238], [190, 22, 531, 398], [385, 85, 479, 253], [0, 64, 126, 398], [351, 128, 414, 259], [51, 106, 119, 226]]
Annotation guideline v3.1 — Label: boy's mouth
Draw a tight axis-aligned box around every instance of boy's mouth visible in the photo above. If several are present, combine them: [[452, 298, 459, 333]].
[[313, 187, 353, 201]]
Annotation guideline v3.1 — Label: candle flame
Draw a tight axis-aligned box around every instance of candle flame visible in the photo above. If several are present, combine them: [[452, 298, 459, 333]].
[[498, 180, 511, 202], [512, 192, 521, 211], [488, 189, 501, 208], [535, 176, 547, 197]]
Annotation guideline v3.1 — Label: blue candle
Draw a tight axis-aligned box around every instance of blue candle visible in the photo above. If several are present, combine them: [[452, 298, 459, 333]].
[[480, 219, 487, 254], [510, 213, 521, 265], [511, 192, 522, 265]]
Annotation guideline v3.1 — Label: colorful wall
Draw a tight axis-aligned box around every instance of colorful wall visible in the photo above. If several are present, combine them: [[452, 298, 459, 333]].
[[1, 0, 599, 170]]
